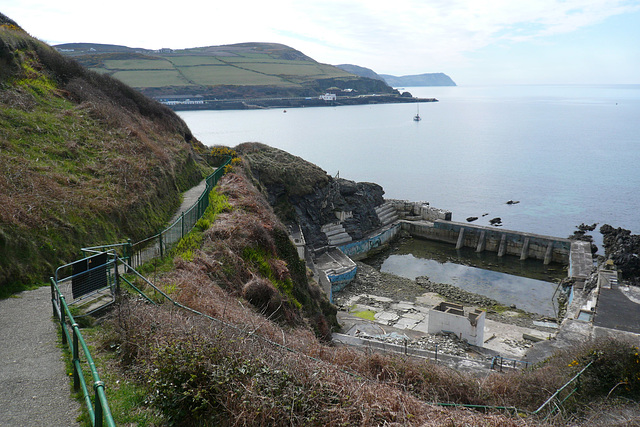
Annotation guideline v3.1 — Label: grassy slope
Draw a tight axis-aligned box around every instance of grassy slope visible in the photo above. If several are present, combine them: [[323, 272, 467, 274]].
[[0, 19, 210, 295], [56, 42, 393, 97]]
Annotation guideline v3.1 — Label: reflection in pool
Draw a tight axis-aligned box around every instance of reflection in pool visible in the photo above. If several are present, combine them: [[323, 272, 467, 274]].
[[381, 253, 560, 317]]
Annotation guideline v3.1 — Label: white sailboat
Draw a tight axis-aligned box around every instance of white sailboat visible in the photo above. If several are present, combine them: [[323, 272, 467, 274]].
[[413, 103, 421, 121]]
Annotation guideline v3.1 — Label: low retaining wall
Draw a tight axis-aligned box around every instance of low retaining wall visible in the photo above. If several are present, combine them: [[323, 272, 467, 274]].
[[387, 199, 452, 222], [339, 223, 402, 261], [402, 219, 572, 264]]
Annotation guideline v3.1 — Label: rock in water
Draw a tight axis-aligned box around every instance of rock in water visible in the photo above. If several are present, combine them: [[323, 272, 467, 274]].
[[489, 217, 502, 226]]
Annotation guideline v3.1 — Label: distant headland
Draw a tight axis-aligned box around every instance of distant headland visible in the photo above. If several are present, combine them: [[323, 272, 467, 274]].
[[54, 42, 449, 110]]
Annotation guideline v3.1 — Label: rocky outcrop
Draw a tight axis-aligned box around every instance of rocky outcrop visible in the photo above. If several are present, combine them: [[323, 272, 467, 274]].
[[238, 143, 385, 251], [600, 224, 640, 285], [291, 177, 384, 250]]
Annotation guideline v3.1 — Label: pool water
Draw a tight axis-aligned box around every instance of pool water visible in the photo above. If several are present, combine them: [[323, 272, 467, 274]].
[[375, 238, 567, 317]]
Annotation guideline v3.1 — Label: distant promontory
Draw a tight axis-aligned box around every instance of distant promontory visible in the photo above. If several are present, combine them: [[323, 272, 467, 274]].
[[380, 72, 456, 87], [335, 65, 456, 87]]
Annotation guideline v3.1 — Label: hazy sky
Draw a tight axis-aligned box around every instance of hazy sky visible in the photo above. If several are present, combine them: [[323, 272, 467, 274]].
[[4, 0, 640, 85]]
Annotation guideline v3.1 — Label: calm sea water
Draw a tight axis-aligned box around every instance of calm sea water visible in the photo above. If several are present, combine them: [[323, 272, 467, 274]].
[[179, 85, 640, 246]]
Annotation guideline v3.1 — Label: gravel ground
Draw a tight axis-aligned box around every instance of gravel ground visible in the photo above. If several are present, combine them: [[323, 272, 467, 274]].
[[0, 286, 80, 426]]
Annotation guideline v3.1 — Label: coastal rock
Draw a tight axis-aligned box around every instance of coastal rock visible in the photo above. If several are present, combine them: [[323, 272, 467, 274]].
[[600, 224, 640, 285], [239, 143, 385, 250]]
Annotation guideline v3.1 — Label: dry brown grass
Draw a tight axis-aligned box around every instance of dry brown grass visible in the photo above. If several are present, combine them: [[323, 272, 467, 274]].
[[105, 298, 534, 426]]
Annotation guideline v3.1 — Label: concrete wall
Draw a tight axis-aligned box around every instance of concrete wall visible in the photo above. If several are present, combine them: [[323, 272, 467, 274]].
[[387, 199, 452, 222], [402, 220, 571, 264], [339, 223, 402, 261], [428, 302, 486, 347]]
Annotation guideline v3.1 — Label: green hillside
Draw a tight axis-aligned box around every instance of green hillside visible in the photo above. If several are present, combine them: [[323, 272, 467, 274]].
[[0, 15, 209, 295], [55, 42, 395, 98]]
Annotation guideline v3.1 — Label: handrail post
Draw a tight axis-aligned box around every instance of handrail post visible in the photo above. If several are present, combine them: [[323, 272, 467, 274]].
[[72, 324, 80, 392], [114, 256, 120, 295], [60, 297, 67, 345], [94, 381, 104, 427], [126, 238, 132, 271], [50, 278, 56, 317], [181, 212, 185, 239], [158, 232, 164, 258]]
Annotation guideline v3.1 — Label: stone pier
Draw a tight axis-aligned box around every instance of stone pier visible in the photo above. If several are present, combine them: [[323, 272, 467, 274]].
[[402, 219, 572, 264]]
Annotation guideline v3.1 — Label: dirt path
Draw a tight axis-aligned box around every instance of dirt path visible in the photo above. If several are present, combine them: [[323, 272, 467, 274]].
[[0, 286, 80, 426]]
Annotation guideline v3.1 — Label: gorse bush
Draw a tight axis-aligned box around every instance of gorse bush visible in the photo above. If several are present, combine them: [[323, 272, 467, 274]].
[[209, 146, 238, 167], [575, 339, 640, 399]]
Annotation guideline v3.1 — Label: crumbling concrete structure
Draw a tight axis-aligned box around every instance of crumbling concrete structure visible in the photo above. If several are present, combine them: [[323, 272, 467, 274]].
[[428, 302, 486, 347]]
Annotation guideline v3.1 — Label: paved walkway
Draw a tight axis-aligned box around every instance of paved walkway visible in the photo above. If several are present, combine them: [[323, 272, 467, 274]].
[[0, 179, 210, 426], [594, 286, 640, 334], [170, 179, 207, 224], [0, 287, 80, 426]]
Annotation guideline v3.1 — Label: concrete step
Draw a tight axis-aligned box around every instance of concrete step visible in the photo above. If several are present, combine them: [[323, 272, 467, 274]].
[[375, 203, 396, 216], [378, 212, 399, 226], [328, 234, 353, 245], [324, 227, 347, 238], [315, 248, 356, 275], [321, 223, 345, 234], [376, 203, 398, 226], [321, 222, 353, 246]]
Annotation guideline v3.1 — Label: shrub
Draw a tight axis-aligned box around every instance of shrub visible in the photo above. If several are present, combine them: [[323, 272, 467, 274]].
[[208, 146, 237, 167]]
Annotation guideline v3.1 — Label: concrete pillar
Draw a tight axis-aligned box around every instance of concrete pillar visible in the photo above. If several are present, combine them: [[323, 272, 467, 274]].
[[544, 241, 554, 265], [498, 234, 507, 257], [456, 227, 465, 250], [476, 230, 486, 253], [520, 237, 530, 260]]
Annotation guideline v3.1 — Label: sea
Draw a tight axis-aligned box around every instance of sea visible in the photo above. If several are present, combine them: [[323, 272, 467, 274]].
[[179, 85, 640, 314], [179, 85, 640, 246]]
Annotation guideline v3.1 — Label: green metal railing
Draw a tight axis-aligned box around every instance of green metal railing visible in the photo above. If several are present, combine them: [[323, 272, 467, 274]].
[[532, 360, 593, 421], [82, 157, 231, 268], [50, 157, 233, 426], [51, 258, 117, 427]]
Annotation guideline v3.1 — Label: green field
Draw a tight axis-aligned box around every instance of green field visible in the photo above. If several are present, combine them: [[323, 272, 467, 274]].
[[62, 42, 389, 96], [103, 59, 175, 70], [235, 62, 351, 79], [179, 65, 295, 86], [90, 56, 349, 88], [111, 70, 193, 87], [164, 56, 226, 66]]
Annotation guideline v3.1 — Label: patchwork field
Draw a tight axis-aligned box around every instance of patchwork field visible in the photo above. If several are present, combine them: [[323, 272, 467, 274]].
[[56, 42, 392, 98]]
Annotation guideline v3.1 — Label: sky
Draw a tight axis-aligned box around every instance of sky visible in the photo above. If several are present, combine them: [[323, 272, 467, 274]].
[[3, 0, 640, 85]]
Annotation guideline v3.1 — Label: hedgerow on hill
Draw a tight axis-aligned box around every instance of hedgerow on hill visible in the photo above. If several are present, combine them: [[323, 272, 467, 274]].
[[0, 14, 209, 295]]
